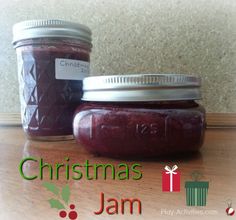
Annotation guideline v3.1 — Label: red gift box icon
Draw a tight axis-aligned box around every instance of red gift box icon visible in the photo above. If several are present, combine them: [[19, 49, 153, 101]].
[[162, 165, 180, 192]]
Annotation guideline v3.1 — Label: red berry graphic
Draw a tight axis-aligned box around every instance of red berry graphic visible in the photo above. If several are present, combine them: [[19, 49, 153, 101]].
[[69, 211, 78, 220], [70, 204, 75, 209], [59, 210, 67, 218]]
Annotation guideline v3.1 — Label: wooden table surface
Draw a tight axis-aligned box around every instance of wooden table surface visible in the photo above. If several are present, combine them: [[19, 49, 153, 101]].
[[0, 126, 236, 220]]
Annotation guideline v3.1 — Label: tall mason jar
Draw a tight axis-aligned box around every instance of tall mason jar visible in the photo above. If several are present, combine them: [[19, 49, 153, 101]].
[[12, 19, 92, 141]]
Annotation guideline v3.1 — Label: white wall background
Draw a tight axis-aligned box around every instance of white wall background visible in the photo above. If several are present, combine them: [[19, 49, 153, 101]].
[[0, 0, 236, 112]]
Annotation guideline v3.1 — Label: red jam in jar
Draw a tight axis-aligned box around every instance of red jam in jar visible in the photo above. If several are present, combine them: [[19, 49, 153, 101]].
[[12, 20, 92, 140], [73, 74, 206, 158]]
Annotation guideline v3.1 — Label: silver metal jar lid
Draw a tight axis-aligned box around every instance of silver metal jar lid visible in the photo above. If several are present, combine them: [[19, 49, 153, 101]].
[[82, 74, 202, 102], [12, 19, 92, 46]]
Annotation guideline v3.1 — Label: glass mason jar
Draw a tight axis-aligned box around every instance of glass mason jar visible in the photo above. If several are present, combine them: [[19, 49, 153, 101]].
[[73, 74, 206, 158], [12, 20, 92, 141]]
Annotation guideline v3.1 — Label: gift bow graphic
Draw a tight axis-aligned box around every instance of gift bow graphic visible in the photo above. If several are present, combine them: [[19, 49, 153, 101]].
[[165, 165, 178, 192]]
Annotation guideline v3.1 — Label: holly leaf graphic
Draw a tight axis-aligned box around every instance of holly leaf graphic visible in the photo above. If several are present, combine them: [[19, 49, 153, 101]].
[[61, 184, 70, 204], [43, 182, 59, 196], [48, 199, 65, 210]]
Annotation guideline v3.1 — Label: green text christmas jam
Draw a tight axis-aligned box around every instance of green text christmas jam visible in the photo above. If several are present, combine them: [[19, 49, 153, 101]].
[[19, 157, 143, 215]]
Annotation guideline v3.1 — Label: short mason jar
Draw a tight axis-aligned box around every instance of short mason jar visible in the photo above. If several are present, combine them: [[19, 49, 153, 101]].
[[12, 20, 92, 141], [73, 74, 206, 158]]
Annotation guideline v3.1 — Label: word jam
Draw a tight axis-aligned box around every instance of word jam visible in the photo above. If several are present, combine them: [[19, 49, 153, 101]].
[[94, 193, 142, 215]]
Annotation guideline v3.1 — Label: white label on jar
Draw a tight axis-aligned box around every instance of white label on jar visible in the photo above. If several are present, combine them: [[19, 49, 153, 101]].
[[55, 58, 89, 80]]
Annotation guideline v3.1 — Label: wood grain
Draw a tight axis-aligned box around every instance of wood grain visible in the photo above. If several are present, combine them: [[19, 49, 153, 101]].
[[0, 127, 235, 220], [0, 113, 21, 126], [206, 113, 236, 128]]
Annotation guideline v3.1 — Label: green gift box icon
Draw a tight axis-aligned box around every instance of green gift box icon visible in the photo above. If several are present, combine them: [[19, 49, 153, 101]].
[[185, 172, 209, 206]]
